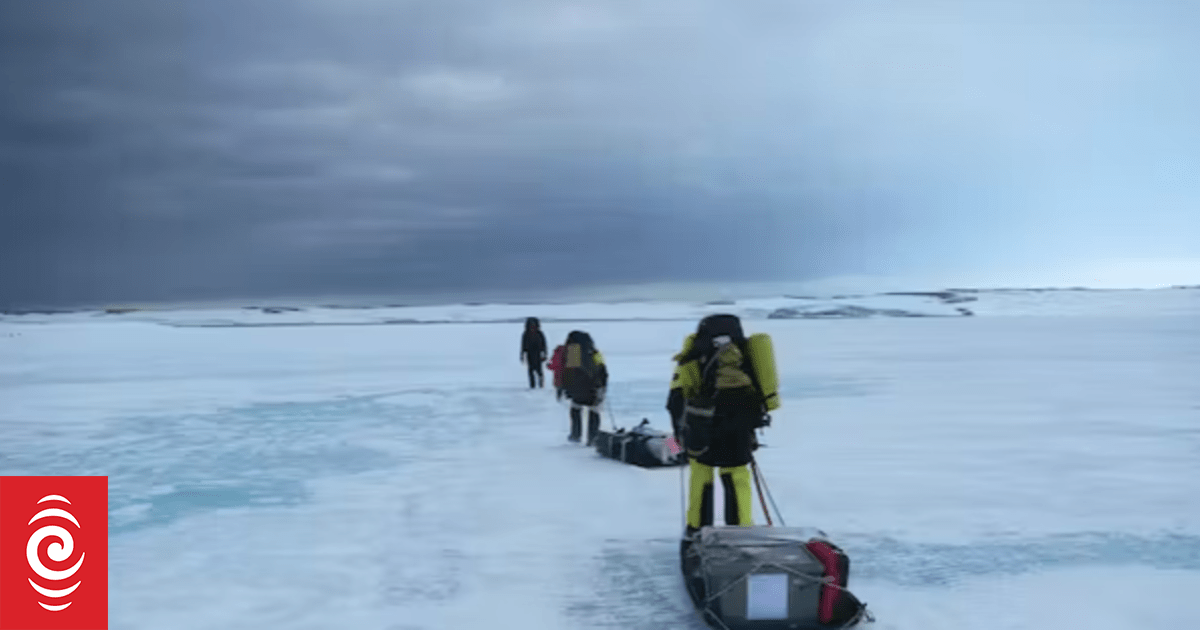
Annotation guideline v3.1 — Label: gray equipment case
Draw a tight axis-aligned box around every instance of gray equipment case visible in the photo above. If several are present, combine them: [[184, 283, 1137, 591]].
[[681, 526, 870, 629], [594, 419, 687, 468]]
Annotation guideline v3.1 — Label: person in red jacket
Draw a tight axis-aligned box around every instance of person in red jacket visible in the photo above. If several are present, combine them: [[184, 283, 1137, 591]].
[[547, 344, 566, 400]]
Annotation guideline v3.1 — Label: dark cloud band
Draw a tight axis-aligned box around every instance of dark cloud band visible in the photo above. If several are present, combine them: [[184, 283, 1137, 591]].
[[2, 0, 1198, 308]]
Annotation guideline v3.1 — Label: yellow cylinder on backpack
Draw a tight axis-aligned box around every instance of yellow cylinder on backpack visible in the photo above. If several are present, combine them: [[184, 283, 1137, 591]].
[[677, 333, 696, 359], [746, 333, 780, 411]]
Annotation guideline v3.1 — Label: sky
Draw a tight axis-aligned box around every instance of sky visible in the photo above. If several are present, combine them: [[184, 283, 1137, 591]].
[[1, 0, 1198, 309]]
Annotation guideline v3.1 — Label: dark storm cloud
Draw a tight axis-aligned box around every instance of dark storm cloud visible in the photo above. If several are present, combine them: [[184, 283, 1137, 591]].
[[3, 0, 1199, 308]]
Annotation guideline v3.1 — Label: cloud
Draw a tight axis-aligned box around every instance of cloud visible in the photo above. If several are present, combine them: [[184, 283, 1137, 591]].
[[2, 0, 1199, 308], [401, 69, 518, 110]]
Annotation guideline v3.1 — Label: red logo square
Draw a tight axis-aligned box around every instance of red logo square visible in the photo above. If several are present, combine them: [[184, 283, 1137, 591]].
[[0, 476, 108, 630]]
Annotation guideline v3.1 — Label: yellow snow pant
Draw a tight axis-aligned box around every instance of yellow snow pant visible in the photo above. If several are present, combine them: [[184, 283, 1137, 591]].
[[687, 459, 754, 529]]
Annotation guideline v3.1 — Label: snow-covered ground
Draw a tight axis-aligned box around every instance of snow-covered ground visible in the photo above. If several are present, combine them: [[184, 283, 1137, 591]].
[[1, 288, 1198, 629]]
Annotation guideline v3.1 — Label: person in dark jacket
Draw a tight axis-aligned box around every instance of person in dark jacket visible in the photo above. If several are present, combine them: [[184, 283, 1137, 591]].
[[668, 315, 766, 540], [562, 330, 608, 444], [520, 317, 548, 389]]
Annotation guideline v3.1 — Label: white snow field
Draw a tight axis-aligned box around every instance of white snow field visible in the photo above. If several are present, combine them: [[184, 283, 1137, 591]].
[[2, 288, 1199, 629]]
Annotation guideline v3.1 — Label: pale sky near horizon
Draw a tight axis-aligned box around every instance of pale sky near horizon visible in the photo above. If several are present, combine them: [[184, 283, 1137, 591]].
[[2, 0, 1197, 308]]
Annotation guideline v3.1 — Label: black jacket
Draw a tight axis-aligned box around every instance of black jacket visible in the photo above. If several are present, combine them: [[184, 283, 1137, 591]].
[[521, 330, 547, 363], [697, 387, 760, 468], [565, 357, 608, 406]]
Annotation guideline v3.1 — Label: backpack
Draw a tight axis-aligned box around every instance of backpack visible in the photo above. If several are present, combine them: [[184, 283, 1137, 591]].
[[564, 331, 601, 394], [683, 315, 768, 408], [677, 315, 770, 454]]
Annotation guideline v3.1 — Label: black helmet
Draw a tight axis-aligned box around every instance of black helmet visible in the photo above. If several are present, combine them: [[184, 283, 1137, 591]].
[[696, 314, 746, 344], [678, 314, 746, 365]]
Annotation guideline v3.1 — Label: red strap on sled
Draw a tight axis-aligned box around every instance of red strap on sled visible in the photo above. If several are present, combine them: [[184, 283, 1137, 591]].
[[804, 541, 843, 624]]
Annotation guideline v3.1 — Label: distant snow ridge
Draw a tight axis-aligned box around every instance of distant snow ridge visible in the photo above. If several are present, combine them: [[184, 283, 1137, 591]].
[[767, 305, 973, 319], [7, 285, 1199, 326], [766, 291, 976, 319]]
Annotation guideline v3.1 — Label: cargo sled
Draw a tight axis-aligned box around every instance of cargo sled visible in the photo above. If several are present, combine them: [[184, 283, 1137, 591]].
[[593, 419, 687, 468], [681, 525, 873, 629]]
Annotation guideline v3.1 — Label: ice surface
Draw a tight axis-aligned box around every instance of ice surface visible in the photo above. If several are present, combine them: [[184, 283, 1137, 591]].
[[1, 288, 1198, 629]]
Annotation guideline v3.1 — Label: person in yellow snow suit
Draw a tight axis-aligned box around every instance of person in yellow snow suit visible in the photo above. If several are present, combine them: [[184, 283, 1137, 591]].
[[667, 314, 770, 540]]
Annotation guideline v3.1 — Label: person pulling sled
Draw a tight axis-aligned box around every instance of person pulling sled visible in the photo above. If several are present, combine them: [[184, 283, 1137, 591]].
[[671, 316, 875, 629], [668, 314, 778, 541], [562, 330, 608, 445]]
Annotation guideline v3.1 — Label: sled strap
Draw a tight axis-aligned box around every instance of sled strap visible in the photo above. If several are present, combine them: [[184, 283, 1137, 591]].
[[750, 458, 772, 526], [750, 454, 786, 526]]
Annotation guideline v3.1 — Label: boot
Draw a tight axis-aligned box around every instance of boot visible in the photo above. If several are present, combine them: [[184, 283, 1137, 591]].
[[585, 410, 601, 446], [568, 407, 582, 442]]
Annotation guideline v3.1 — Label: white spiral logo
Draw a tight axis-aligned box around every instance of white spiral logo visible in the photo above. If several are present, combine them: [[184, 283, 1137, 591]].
[[26, 494, 86, 612]]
